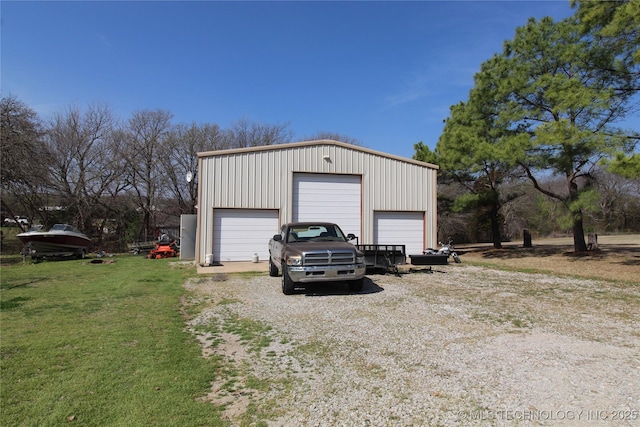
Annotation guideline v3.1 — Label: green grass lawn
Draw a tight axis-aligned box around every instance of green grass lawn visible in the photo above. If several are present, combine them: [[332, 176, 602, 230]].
[[1, 253, 226, 427]]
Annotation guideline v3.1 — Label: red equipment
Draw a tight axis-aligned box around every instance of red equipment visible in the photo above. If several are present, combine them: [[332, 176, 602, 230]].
[[147, 239, 178, 259]]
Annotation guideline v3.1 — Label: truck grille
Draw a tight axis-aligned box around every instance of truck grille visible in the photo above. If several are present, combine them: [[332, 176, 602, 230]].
[[304, 250, 355, 266]]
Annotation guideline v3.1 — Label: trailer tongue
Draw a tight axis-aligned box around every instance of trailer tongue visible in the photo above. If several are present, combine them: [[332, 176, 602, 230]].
[[355, 244, 406, 276]]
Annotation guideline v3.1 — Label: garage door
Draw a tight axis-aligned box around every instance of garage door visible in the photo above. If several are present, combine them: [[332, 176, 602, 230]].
[[213, 209, 279, 262], [374, 211, 424, 256], [292, 173, 361, 237]]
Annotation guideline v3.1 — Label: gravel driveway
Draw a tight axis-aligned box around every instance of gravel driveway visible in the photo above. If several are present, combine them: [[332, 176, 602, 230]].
[[184, 265, 640, 426]]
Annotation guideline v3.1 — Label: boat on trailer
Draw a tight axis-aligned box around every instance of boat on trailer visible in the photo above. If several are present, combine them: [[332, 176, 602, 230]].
[[17, 224, 91, 259]]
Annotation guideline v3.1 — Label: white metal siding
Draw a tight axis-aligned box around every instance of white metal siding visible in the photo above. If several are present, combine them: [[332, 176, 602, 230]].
[[212, 209, 278, 262], [374, 211, 424, 256], [196, 140, 438, 265], [292, 173, 361, 237]]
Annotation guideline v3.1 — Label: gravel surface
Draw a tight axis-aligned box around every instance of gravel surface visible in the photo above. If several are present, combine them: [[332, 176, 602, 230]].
[[184, 265, 640, 426]]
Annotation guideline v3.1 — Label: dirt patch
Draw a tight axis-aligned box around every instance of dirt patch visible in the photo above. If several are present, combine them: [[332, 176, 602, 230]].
[[455, 234, 640, 284], [196, 331, 255, 420]]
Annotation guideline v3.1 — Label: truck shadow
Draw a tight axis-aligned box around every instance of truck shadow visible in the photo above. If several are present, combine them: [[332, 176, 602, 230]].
[[301, 277, 384, 296]]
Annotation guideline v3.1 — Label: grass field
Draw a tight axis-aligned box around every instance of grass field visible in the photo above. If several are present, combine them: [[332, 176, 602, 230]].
[[2, 230, 637, 426], [0, 252, 226, 427]]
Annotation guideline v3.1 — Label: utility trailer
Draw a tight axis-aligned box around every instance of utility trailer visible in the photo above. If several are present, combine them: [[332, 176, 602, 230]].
[[355, 244, 406, 276], [22, 248, 85, 262], [127, 240, 157, 255], [407, 253, 450, 272], [408, 254, 450, 265]]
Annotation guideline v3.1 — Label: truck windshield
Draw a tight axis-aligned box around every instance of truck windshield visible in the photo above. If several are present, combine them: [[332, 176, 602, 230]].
[[287, 225, 346, 243]]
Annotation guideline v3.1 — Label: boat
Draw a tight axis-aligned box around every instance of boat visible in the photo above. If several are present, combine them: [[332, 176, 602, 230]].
[[17, 224, 91, 259]]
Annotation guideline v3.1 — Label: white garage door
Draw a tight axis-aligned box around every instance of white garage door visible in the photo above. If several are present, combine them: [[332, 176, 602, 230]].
[[292, 173, 361, 237], [213, 209, 279, 262], [374, 211, 424, 256]]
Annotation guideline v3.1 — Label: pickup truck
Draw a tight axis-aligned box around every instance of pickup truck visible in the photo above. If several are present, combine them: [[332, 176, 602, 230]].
[[269, 222, 366, 294]]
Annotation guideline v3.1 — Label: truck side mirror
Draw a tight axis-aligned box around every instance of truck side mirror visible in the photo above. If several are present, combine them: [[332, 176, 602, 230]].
[[347, 233, 357, 241], [273, 234, 282, 242]]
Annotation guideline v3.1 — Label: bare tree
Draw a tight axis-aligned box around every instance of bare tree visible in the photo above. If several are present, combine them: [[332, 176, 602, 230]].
[[225, 118, 293, 147], [1, 95, 51, 230], [44, 104, 121, 233], [590, 168, 640, 232], [300, 131, 362, 146], [162, 122, 227, 214], [120, 109, 173, 239]]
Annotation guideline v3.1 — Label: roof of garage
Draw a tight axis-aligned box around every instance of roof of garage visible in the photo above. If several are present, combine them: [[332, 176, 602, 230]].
[[198, 139, 439, 170]]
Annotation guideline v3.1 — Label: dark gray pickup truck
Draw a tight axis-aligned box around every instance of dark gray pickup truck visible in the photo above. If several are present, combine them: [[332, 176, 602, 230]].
[[268, 222, 366, 294]]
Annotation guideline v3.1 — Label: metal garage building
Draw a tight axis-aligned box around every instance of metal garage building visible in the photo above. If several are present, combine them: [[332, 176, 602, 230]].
[[195, 140, 438, 264]]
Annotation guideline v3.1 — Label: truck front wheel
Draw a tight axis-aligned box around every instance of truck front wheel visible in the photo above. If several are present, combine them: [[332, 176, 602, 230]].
[[282, 267, 295, 295]]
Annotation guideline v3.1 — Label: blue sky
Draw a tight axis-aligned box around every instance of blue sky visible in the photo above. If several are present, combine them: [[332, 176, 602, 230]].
[[2, 1, 577, 159]]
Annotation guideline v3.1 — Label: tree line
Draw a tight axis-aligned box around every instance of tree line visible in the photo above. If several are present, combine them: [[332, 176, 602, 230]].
[[1, 97, 360, 251], [415, 0, 640, 252]]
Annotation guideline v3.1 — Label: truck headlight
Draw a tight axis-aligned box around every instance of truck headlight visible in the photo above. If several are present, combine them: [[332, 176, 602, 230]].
[[356, 255, 365, 264], [286, 255, 302, 266]]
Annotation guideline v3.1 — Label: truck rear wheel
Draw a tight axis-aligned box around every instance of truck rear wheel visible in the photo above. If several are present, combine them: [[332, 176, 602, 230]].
[[269, 258, 279, 277], [282, 268, 295, 295]]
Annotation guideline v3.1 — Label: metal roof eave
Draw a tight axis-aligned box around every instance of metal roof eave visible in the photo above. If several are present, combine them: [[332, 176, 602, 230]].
[[197, 139, 439, 170]]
